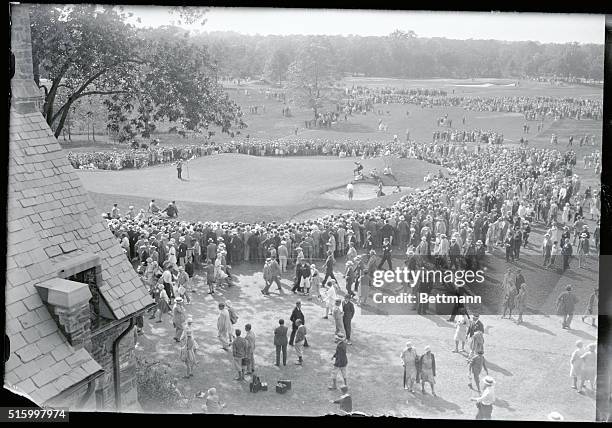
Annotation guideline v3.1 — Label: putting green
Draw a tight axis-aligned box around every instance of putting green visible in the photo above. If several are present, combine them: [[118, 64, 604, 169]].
[[78, 153, 436, 208]]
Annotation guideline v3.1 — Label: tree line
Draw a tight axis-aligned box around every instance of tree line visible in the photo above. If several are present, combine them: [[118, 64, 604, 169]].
[[197, 31, 604, 84]]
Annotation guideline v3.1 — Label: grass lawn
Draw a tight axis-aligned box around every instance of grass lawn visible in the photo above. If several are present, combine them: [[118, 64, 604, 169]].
[[79, 155, 439, 222]]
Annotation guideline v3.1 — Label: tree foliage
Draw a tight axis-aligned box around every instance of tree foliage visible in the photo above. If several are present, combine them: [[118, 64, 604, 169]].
[[287, 39, 340, 118], [196, 31, 604, 82], [29, 5, 243, 139]]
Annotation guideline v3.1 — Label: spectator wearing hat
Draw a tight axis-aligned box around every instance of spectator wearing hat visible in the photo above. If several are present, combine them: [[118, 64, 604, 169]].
[[449, 236, 461, 269], [206, 238, 217, 264], [578, 343, 597, 393], [111, 203, 120, 219], [515, 283, 527, 324], [419, 346, 436, 396], [561, 238, 573, 272], [179, 316, 197, 378], [172, 297, 187, 342], [378, 237, 393, 271], [156, 283, 171, 323], [468, 350, 489, 393], [231, 329, 248, 381], [273, 319, 288, 367], [400, 342, 418, 392], [569, 340, 585, 390], [217, 303, 233, 351], [330, 333, 348, 390], [294, 320, 307, 365], [289, 301, 309, 347], [321, 250, 337, 287], [467, 314, 484, 339], [577, 232, 589, 268], [262, 257, 283, 295], [344, 261, 356, 295], [162, 202, 178, 219], [542, 233, 553, 267], [332, 298, 346, 339], [176, 266, 190, 304], [556, 285, 578, 329], [342, 293, 355, 345], [278, 240, 289, 273], [471, 376, 495, 419], [244, 324, 256, 374]]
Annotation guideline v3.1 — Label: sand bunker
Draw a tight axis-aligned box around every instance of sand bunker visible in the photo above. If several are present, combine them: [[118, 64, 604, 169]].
[[322, 183, 412, 201]]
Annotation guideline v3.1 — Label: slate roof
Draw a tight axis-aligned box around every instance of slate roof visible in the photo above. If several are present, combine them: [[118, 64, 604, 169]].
[[5, 110, 151, 404]]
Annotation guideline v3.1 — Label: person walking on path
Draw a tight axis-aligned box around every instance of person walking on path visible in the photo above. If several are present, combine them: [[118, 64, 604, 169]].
[[274, 319, 288, 367], [419, 346, 437, 396], [176, 160, 183, 180], [471, 376, 496, 419], [294, 320, 307, 365], [453, 313, 469, 353], [400, 342, 418, 392], [217, 303, 233, 351], [330, 333, 348, 390], [179, 316, 197, 378], [578, 343, 597, 393], [289, 301, 309, 347], [342, 293, 355, 345], [262, 257, 283, 295], [156, 283, 171, 323], [556, 285, 578, 329], [570, 340, 585, 390], [321, 250, 337, 287], [467, 351, 489, 393], [231, 329, 248, 381], [377, 237, 393, 270], [245, 324, 256, 374], [332, 298, 346, 339], [172, 297, 186, 342], [515, 283, 527, 324]]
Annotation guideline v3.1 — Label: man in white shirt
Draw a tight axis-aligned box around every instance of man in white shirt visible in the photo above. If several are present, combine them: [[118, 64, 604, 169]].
[[471, 376, 495, 419]]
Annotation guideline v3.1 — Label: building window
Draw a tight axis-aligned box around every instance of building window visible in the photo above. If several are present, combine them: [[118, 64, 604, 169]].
[[67, 267, 111, 331]]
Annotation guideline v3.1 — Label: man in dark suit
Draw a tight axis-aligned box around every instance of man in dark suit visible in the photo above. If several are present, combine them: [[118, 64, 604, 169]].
[[289, 301, 309, 347], [342, 294, 355, 345], [449, 237, 461, 269], [274, 319, 288, 366]]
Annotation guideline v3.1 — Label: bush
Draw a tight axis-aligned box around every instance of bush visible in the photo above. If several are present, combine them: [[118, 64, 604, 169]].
[[136, 356, 184, 411]]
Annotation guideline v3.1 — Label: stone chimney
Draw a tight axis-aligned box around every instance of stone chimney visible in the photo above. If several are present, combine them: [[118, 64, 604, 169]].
[[10, 4, 44, 114]]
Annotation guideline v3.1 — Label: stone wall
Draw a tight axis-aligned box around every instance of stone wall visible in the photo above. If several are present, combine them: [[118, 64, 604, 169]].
[[90, 321, 138, 410], [50, 302, 93, 352]]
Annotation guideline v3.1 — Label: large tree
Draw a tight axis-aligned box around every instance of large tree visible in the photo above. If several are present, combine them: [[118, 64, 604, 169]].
[[29, 5, 243, 139], [263, 47, 291, 85], [287, 38, 339, 118]]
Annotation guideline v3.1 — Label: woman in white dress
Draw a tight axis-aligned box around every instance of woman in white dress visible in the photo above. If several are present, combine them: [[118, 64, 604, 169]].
[[578, 343, 597, 393], [168, 241, 177, 266], [309, 265, 321, 301], [453, 314, 469, 353], [570, 340, 584, 390], [322, 280, 339, 319], [214, 254, 227, 283]]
